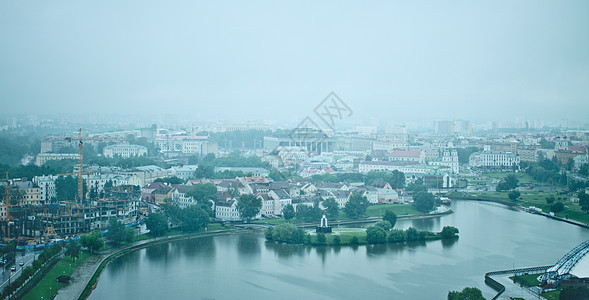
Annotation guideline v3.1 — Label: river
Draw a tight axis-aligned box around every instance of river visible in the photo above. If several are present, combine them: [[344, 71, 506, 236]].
[[89, 200, 589, 299]]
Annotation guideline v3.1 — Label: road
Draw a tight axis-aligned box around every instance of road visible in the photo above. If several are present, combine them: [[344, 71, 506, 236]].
[[0, 250, 41, 291]]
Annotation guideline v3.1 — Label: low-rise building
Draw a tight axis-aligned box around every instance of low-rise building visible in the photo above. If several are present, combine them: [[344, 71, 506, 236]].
[[35, 153, 80, 166], [103, 144, 148, 158]]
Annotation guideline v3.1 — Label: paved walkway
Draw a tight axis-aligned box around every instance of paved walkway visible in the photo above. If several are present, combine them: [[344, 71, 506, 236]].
[[54, 231, 233, 300]]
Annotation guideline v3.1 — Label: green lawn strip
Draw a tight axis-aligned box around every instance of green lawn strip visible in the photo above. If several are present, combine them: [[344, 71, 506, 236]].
[[366, 204, 421, 217], [22, 251, 91, 300], [541, 289, 560, 300], [510, 273, 541, 287]]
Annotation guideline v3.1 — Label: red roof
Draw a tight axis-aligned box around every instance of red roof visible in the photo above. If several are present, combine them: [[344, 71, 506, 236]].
[[390, 150, 421, 157]]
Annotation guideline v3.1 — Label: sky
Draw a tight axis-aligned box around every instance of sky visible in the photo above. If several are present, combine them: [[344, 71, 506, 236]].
[[1, 1, 588, 125]]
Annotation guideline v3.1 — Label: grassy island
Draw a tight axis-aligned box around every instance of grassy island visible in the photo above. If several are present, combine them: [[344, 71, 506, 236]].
[[264, 222, 459, 246]]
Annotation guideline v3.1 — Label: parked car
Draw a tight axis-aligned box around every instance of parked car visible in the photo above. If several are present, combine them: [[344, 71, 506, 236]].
[[10, 266, 16, 272], [19, 261, 24, 267]]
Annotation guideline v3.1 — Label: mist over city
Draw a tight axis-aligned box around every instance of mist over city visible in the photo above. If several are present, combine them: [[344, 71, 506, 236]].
[[0, 1, 588, 300]]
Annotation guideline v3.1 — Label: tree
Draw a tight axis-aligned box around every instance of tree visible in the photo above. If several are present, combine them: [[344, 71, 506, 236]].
[[344, 193, 369, 219], [375, 220, 392, 231], [387, 229, 406, 243], [322, 197, 339, 220], [366, 226, 387, 244], [578, 191, 589, 212], [508, 190, 521, 202], [104, 219, 134, 246], [186, 183, 217, 205], [383, 209, 397, 228], [413, 191, 435, 213], [551, 202, 565, 213], [269, 223, 305, 244], [447, 287, 485, 300], [145, 212, 169, 236], [65, 240, 81, 261], [316, 233, 327, 245], [546, 195, 556, 205], [405, 227, 421, 241], [179, 205, 210, 232], [80, 231, 104, 254], [282, 204, 295, 221], [440, 226, 459, 239], [333, 235, 341, 246], [496, 174, 519, 191], [237, 194, 262, 222], [580, 163, 589, 176]]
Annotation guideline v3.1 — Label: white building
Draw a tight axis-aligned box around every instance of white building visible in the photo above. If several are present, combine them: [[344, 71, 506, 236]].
[[103, 144, 148, 158], [469, 151, 520, 168], [35, 153, 80, 166], [169, 165, 199, 180]]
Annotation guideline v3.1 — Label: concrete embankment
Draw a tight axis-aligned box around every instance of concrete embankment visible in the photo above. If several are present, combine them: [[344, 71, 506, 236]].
[[484, 266, 551, 300], [53, 230, 238, 300]]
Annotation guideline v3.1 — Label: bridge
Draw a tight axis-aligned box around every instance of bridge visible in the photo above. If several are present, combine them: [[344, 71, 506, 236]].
[[539, 239, 589, 283]]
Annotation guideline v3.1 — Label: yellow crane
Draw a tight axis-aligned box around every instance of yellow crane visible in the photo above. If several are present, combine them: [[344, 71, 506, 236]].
[[65, 129, 127, 203]]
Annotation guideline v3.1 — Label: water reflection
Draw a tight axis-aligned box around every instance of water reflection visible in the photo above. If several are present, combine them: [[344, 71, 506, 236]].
[[366, 244, 387, 256], [411, 218, 436, 231], [237, 233, 261, 261], [145, 243, 170, 264], [315, 246, 328, 265], [264, 242, 306, 259], [441, 237, 458, 248], [107, 250, 140, 276], [180, 236, 216, 260]]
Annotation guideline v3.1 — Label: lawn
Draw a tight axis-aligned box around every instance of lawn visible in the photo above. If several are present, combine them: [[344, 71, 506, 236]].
[[541, 290, 560, 300], [22, 251, 91, 300], [510, 273, 541, 287], [366, 204, 421, 217]]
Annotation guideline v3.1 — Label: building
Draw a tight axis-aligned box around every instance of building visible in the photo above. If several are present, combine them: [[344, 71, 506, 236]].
[[103, 144, 148, 158], [35, 153, 80, 166], [169, 165, 199, 180], [155, 135, 218, 156], [469, 151, 519, 168], [389, 150, 424, 164], [518, 146, 540, 162]]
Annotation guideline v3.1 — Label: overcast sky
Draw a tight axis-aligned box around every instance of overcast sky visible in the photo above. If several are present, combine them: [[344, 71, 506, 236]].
[[1, 1, 588, 125]]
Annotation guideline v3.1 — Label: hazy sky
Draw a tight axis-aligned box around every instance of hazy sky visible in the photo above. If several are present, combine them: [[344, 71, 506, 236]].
[[1, 1, 588, 124]]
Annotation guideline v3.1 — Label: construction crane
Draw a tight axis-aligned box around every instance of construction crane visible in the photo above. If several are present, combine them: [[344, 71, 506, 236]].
[[65, 129, 127, 203]]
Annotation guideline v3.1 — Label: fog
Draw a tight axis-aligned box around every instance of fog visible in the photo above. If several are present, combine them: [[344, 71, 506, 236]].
[[1, 1, 588, 123]]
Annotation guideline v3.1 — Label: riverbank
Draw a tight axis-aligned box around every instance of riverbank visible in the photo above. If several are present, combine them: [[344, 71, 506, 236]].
[[450, 195, 589, 229], [51, 229, 239, 300]]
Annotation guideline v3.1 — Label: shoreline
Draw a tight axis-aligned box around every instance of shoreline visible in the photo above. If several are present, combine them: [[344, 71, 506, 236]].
[[52, 229, 240, 300], [450, 196, 589, 229]]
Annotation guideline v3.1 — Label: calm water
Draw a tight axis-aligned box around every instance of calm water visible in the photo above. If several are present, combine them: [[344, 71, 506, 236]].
[[89, 200, 589, 300]]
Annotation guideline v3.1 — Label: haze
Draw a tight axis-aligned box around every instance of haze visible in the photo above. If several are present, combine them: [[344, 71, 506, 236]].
[[1, 1, 588, 123]]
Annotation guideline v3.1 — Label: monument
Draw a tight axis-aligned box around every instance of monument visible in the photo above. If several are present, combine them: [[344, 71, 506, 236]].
[[316, 214, 332, 233]]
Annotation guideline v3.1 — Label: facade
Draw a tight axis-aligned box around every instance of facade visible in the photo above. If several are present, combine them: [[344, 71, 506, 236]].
[[169, 165, 199, 180], [155, 135, 218, 156], [35, 153, 80, 166], [469, 151, 520, 168], [103, 144, 148, 158], [518, 146, 540, 162]]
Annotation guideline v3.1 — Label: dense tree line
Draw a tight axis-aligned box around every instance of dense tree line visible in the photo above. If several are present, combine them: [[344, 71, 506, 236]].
[[447, 287, 485, 300]]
